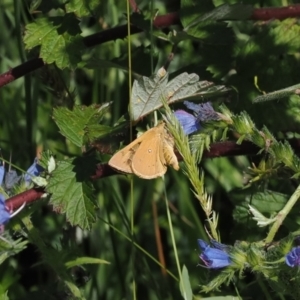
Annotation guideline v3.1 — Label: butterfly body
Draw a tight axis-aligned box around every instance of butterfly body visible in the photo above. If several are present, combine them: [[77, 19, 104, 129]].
[[108, 123, 179, 179]]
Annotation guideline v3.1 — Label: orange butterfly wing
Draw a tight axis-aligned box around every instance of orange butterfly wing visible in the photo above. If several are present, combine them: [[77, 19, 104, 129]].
[[131, 124, 167, 179]]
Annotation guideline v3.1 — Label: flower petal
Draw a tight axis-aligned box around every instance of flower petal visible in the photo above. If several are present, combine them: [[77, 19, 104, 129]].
[[174, 110, 201, 135], [24, 158, 44, 186], [286, 246, 300, 267], [0, 161, 4, 186], [210, 239, 228, 250], [197, 239, 231, 269], [184, 101, 220, 122], [0, 194, 10, 225], [200, 248, 231, 268], [197, 239, 210, 251]]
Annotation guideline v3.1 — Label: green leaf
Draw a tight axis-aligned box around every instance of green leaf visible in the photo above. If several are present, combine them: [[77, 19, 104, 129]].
[[24, 18, 59, 48], [184, 20, 234, 44], [130, 67, 168, 120], [191, 4, 253, 25], [218, 4, 253, 20], [0, 291, 9, 300], [65, 256, 110, 268], [180, 4, 250, 44], [65, 0, 101, 17], [235, 20, 300, 89], [24, 16, 84, 69], [181, 3, 252, 30], [130, 68, 229, 120], [0, 238, 28, 265], [39, 150, 56, 174], [31, 176, 48, 187], [46, 157, 98, 229], [180, 0, 214, 28], [179, 265, 193, 300], [270, 19, 300, 52], [232, 189, 288, 224], [29, 0, 42, 13], [85, 123, 112, 142], [52, 104, 112, 147]]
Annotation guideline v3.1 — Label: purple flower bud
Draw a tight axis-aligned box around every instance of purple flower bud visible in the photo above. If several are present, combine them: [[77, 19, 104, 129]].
[[24, 158, 44, 186], [286, 246, 300, 267], [184, 101, 220, 123], [0, 194, 11, 225], [198, 239, 231, 269]]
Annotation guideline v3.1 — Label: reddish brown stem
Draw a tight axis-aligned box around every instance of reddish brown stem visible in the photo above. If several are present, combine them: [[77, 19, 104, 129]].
[[251, 5, 300, 20], [6, 188, 45, 211]]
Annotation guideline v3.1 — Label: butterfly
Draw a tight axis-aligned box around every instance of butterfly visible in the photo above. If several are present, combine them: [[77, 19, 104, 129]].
[[108, 122, 179, 179]]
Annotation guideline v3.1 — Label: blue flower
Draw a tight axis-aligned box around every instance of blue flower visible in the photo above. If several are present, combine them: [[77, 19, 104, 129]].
[[0, 160, 4, 186], [0, 194, 26, 227], [175, 101, 219, 135], [0, 157, 44, 190], [24, 158, 44, 186], [0, 194, 11, 225], [174, 110, 201, 135], [198, 239, 231, 269], [285, 247, 300, 267]]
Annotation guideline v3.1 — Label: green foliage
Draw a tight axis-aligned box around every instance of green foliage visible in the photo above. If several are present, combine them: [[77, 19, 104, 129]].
[[46, 157, 97, 229], [65, 0, 101, 18], [0, 292, 9, 300], [53, 104, 112, 147], [0, 238, 28, 265], [130, 67, 228, 120], [3, 0, 300, 299], [24, 16, 84, 68], [180, 265, 193, 300]]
